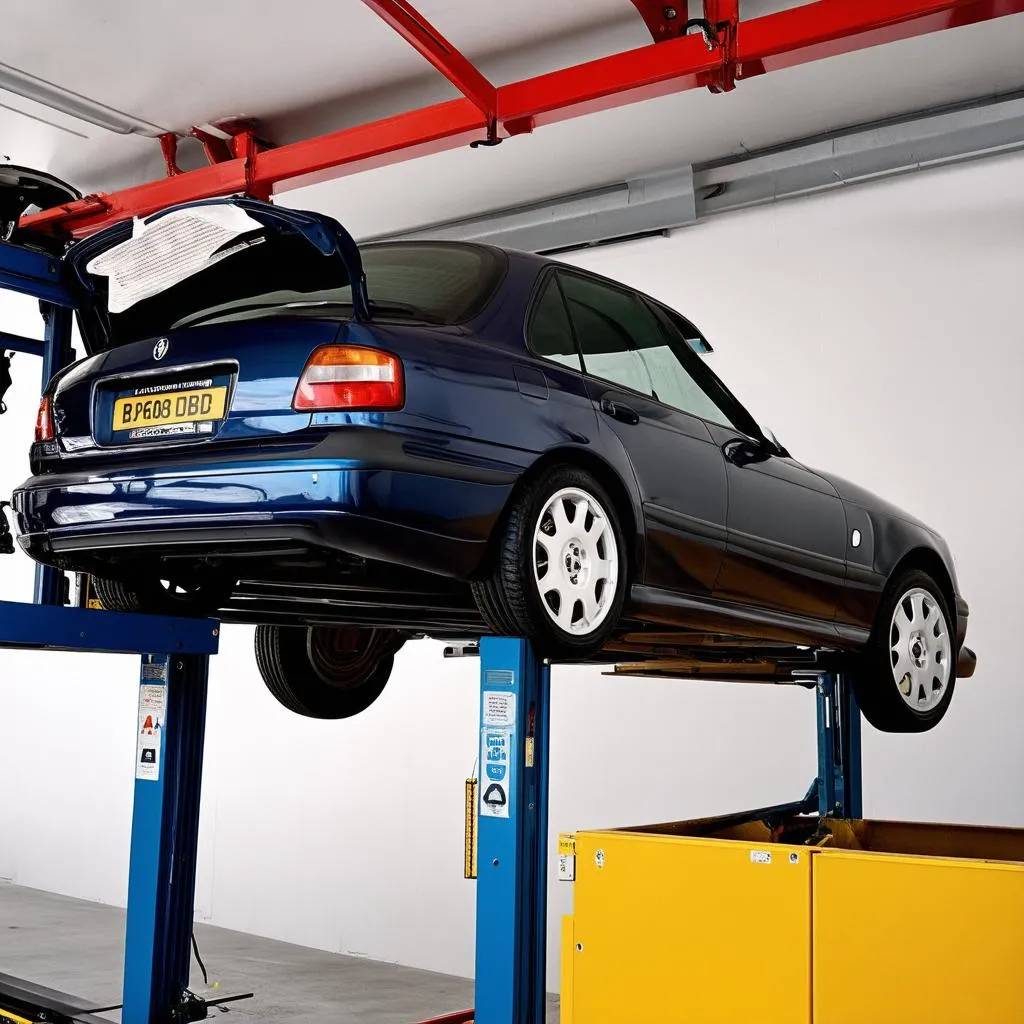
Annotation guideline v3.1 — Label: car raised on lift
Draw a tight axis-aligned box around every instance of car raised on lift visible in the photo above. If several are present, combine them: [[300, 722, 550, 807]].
[[12, 197, 974, 732]]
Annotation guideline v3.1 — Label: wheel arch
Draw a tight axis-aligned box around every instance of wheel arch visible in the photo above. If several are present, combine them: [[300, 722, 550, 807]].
[[480, 446, 645, 584], [886, 546, 958, 636]]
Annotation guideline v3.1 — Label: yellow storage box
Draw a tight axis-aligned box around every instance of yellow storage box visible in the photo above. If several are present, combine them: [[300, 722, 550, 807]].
[[560, 816, 1024, 1024]]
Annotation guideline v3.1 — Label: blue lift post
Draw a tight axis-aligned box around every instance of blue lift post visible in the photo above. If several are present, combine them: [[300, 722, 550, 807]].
[[470, 650, 864, 1024], [815, 671, 864, 819], [474, 637, 551, 1024], [123, 653, 212, 1024], [0, 605, 219, 1023]]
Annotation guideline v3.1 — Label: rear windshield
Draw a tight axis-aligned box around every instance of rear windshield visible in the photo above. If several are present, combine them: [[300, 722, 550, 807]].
[[84, 238, 504, 347], [359, 243, 506, 324]]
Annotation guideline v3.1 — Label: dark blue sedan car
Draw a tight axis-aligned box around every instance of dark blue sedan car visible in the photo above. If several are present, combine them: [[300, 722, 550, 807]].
[[13, 198, 973, 731]]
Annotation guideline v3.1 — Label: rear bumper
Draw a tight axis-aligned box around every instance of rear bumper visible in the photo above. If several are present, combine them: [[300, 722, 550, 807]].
[[14, 461, 515, 580]]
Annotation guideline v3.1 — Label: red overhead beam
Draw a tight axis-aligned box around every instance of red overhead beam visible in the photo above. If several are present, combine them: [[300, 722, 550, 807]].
[[498, 31, 720, 129], [22, 0, 1024, 238], [359, 1, 497, 118], [736, 0, 1024, 78]]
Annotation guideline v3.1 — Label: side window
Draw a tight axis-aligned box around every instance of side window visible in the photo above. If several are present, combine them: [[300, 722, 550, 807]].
[[633, 335, 737, 428], [648, 300, 755, 434], [528, 275, 582, 372], [559, 272, 739, 429], [557, 273, 660, 396]]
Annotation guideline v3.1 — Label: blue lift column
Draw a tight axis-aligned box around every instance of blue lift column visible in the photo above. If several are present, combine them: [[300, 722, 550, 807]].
[[474, 637, 551, 1024], [123, 652, 212, 1024], [815, 671, 863, 819], [0, 601, 219, 1023]]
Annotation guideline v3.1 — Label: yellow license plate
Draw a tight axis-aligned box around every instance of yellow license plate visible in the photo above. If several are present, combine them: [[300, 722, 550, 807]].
[[113, 386, 227, 430]]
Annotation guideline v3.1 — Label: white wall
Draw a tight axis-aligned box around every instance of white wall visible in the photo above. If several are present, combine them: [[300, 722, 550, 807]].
[[0, 150, 1022, 987]]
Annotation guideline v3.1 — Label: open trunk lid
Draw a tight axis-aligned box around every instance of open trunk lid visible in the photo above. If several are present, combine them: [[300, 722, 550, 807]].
[[65, 197, 369, 354], [37, 198, 373, 460]]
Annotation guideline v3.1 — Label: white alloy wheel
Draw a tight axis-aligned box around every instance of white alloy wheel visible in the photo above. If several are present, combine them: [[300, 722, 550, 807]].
[[889, 587, 952, 712], [532, 486, 619, 636]]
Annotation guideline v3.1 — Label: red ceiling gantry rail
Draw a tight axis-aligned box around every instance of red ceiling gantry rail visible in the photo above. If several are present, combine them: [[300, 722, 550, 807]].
[[359, 0, 497, 120], [21, 0, 1024, 238]]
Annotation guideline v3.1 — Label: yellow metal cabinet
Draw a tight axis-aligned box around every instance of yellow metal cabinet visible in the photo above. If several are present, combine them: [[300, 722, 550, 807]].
[[567, 829, 812, 1024], [813, 851, 1024, 1024], [561, 817, 1024, 1024]]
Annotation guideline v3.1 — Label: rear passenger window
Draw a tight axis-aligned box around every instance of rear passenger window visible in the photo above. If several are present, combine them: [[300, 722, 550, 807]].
[[560, 271, 739, 428], [529, 275, 582, 372], [558, 272, 662, 396]]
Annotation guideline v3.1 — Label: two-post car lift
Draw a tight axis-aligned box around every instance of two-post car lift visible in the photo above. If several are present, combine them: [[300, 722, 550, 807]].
[[2, 2, 1021, 1020]]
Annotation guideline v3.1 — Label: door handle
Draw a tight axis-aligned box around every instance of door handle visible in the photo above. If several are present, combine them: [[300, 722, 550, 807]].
[[600, 397, 640, 425]]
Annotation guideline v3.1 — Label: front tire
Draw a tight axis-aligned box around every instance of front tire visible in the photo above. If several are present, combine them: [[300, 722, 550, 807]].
[[254, 625, 403, 719], [853, 569, 956, 733], [471, 466, 628, 660]]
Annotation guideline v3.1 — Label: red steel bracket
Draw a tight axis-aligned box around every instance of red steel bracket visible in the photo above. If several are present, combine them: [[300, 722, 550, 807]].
[[232, 128, 272, 202], [630, 2, 688, 40], [190, 127, 234, 166], [629, 0, 738, 92], [158, 133, 182, 177], [705, 0, 739, 92]]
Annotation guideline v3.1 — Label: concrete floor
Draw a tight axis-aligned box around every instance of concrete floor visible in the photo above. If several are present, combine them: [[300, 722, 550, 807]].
[[0, 883, 558, 1022]]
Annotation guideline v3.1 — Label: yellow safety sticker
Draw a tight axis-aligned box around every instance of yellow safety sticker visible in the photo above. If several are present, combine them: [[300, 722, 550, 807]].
[[464, 777, 478, 879], [558, 834, 576, 856]]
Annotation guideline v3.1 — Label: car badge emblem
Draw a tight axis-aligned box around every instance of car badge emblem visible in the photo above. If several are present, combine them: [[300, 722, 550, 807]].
[[153, 338, 169, 361]]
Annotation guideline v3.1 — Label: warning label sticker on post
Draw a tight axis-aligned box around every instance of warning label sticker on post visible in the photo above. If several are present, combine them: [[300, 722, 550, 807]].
[[136, 684, 166, 781], [482, 691, 516, 727], [480, 727, 511, 819]]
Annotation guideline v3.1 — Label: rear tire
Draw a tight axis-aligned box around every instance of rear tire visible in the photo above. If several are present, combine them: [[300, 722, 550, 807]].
[[92, 574, 233, 617], [853, 569, 956, 733], [254, 625, 403, 719], [471, 465, 628, 660]]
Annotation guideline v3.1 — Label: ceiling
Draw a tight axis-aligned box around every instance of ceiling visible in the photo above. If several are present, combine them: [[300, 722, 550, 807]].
[[2, 1, 1023, 236]]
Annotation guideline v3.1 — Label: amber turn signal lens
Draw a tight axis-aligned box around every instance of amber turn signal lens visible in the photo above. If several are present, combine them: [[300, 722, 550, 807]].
[[35, 395, 54, 441], [292, 345, 404, 412]]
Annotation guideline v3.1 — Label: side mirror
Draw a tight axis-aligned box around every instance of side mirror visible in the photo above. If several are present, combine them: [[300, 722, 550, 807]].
[[723, 437, 772, 467]]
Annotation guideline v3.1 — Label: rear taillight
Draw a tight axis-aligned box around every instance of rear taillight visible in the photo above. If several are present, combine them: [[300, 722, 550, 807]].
[[293, 345, 404, 412], [35, 395, 53, 441]]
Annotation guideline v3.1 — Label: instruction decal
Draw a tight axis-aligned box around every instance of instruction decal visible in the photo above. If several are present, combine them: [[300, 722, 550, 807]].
[[136, 683, 166, 781], [558, 835, 577, 881], [482, 690, 516, 727], [480, 727, 511, 819]]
